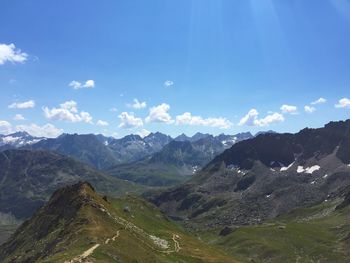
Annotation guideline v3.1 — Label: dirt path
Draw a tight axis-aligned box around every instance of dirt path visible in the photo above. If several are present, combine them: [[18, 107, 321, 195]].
[[67, 230, 120, 262], [66, 244, 100, 263], [172, 234, 181, 252], [105, 230, 120, 244]]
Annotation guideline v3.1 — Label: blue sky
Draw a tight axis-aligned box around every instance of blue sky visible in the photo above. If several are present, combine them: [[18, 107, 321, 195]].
[[1, 0, 350, 138]]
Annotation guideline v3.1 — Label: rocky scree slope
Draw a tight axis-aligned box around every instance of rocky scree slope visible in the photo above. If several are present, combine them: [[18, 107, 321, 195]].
[[151, 120, 350, 230]]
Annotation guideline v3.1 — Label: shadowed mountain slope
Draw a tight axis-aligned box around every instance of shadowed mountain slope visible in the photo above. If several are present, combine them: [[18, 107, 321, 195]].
[[151, 120, 350, 230], [0, 149, 139, 220]]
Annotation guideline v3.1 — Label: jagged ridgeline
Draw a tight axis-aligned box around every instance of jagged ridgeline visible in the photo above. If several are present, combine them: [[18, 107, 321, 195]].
[[0, 182, 239, 263]]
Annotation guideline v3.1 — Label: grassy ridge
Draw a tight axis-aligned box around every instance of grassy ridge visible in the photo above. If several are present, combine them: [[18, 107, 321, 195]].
[[0, 183, 239, 263]]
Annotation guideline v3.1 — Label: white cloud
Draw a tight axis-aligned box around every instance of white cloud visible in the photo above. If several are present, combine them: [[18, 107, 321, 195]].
[[8, 100, 35, 109], [80, 111, 93, 124], [127, 99, 147, 109], [335, 98, 350, 109], [145, 103, 173, 124], [280, 104, 298, 115], [0, 120, 12, 134], [118, 112, 143, 129], [0, 43, 28, 65], [137, 129, 151, 138], [176, 112, 232, 129], [164, 80, 174, 87], [43, 100, 93, 124], [311, 97, 327, 105], [13, 114, 25, 121], [304, 106, 316, 113], [238, 109, 284, 127], [96, 120, 109, 126], [69, 79, 95, 89], [16, 123, 62, 138], [110, 107, 118, 112]]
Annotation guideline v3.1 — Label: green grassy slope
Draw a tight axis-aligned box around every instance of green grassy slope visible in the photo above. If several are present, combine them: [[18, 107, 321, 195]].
[[0, 182, 239, 263], [202, 200, 350, 263]]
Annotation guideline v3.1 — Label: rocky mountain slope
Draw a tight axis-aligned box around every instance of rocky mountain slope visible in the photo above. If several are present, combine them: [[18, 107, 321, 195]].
[[107, 134, 250, 187], [25, 133, 120, 170], [0, 182, 238, 263], [151, 120, 350, 230], [2, 131, 252, 172], [0, 149, 139, 221], [24, 132, 173, 170], [0, 132, 44, 150]]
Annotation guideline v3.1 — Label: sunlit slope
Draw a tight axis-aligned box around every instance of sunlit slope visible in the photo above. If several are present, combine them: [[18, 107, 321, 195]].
[[0, 182, 239, 263]]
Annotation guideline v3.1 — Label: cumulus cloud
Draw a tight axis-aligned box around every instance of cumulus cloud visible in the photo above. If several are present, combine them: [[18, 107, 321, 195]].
[[110, 107, 118, 112], [96, 120, 109, 126], [304, 105, 316, 113], [335, 98, 350, 109], [43, 100, 93, 124], [280, 104, 298, 115], [8, 100, 35, 109], [69, 80, 95, 89], [127, 99, 147, 109], [0, 120, 12, 134], [311, 97, 327, 105], [118, 112, 143, 129], [238, 109, 284, 127], [145, 103, 173, 124], [137, 129, 151, 138], [0, 120, 62, 138], [80, 111, 93, 124], [176, 112, 232, 129], [0, 43, 28, 65], [164, 80, 174, 87], [16, 123, 62, 138], [13, 114, 25, 121]]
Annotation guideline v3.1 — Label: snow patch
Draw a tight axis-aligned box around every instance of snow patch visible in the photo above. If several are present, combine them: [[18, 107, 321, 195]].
[[297, 165, 320, 174], [280, 162, 294, 171], [323, 174, 328, 179], [305, 165, 321, 174], [297, 166, 305, 173], [2, 136, 19, 144]]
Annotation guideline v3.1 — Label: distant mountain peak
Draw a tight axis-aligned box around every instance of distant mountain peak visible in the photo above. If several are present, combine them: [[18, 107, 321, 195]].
[[254, 130, 277, 137]]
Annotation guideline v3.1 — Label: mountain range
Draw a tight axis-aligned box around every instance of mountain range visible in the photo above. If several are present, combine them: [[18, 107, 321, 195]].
[[151, 120, 350, 229], [2, 120, 350, 262], [9, 131, 253, 172], [107, 133, 253, 186]]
